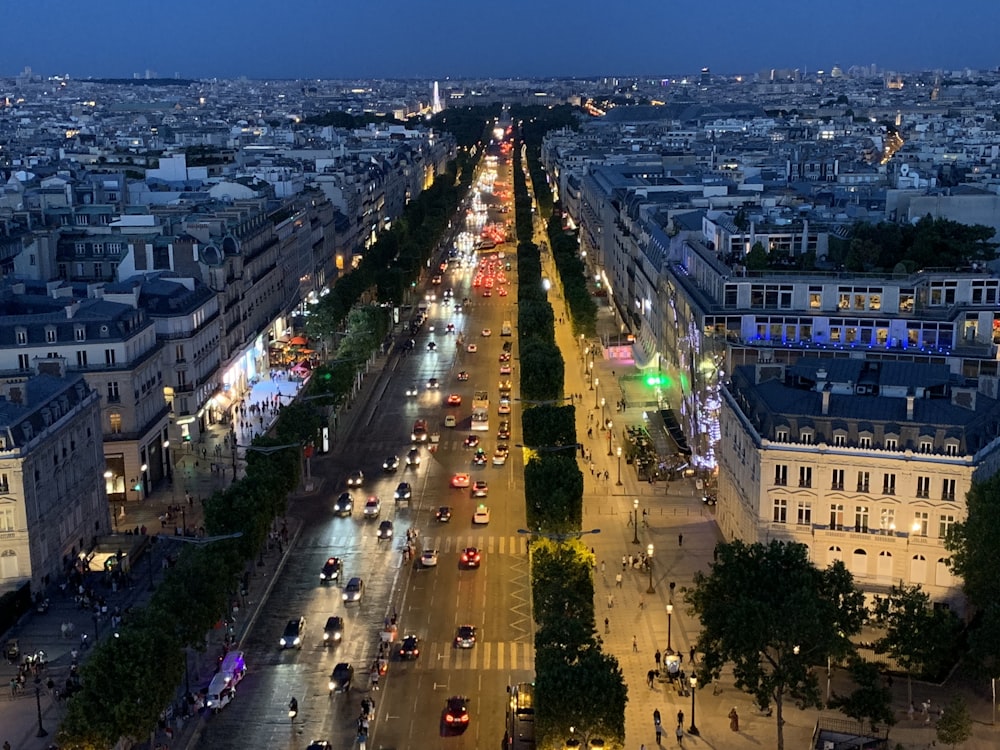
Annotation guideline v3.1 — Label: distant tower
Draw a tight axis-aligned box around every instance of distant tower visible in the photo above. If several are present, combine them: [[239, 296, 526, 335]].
[[432, 81, 443, 114], [700, 67, 711, 86]]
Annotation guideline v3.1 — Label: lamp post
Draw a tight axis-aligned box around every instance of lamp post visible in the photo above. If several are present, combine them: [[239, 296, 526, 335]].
[[689, 676, 699, 735], [607, 419, 613, 456], [599, 395, 606, 419], [666, 603, 673, 653], [140, 463, 148, 498], [632, 499, 640, 545], [35, 686, 47, 737], [616, 446, 623, 486], [163, 440, 172, 482], [588, 361, 594, 387], [594, 379, 600, 406], [646, 543, 655, 594]]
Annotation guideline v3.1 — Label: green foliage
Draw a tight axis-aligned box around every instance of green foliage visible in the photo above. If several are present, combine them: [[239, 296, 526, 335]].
[[845, 216, 998, 271], [827, 656, 895, 730], [300, 110, 401, 128], [519, 340, 564, 402], [547, 215, 597, 337], [517, 298, 555, 344], [745, 241, 769, 270], [945, 473, 1000, 678], [524, 454, 584, 533], [531, 541, 595, 634], [686, 540, 866, 750], [936, 696, 973, 748], [424, 106, 500, 149], [871, 584, 962, 696], [521, 404, 576, 448]]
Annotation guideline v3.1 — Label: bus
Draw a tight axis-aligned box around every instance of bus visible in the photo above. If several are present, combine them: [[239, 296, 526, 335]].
[[471, 390, 489, 432], [504, 682, 536, 749]]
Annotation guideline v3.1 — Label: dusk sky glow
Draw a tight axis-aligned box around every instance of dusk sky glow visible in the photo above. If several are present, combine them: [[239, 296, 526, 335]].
[[4, 0, 999, 80]]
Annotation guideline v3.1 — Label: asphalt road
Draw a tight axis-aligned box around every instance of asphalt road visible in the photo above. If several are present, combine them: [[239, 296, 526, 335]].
[[193, 147, 532, 750]]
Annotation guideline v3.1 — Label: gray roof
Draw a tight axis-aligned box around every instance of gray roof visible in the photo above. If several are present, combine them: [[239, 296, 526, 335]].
[[0, 373, 94, 450]]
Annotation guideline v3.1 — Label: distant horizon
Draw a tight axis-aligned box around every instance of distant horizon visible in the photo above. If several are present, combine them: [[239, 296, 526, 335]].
[[2, 0, 997, 82]]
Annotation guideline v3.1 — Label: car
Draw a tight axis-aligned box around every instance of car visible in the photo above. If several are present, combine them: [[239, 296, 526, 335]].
[[426, 341, 437, 351], [432, 274, 442, 285], [363, 496, 382, 518], [333, 492, 353, 516], [472, 448, 488, 466], [450, 473, 471, 488], [346, 470, 364, 488], [454, 625, 477, 649], [406, 448, 421, 466], [399, 634, 420, 659], [444, 415, 457, 428], [472, 480, 488, 497], [405, 384, 419, 397], [446, 323, 455, 333], [426, 377, 439, 389], [499, 364, 512, 375], [499, 351, 511, 362], [323, 616, 344, 646], [702, 492, 718, 506], [463, 434, 480, 448], [497, 421, 511, 440], [394, 482, 412, 501], [460, 547, 481, 568], [435, 506, 453, 522], [446, 393, 462, 406], [454, 304, 463, 313], [498, 399, 511, 415], [473, 504, 490, 524], [481, 328, 492, 337], [279, 617, 305, 649], [502, 341, 513, 352], [498, 379, 512, 393], [329, 662, 354, 693], [466, 344, 478, 353], [306, 742, 331, 750], [457, 370, 469, 381], [420, 549, 439, 567], [382, 455, 400, 472], [342, 577, 364, 603], [498, 287, 508, 296], [377, 520, 394, 540], [492, 449, 507, 466], [442, 695, 471, 728], [482, 289, 492, 297], [319, 557, 341, 583]]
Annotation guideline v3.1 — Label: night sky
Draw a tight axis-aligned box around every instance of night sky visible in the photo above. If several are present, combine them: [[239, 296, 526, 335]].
[[4, 0, 997, 80]]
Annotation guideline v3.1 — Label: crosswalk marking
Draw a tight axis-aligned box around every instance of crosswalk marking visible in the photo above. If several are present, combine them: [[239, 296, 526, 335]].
[[316, 534, 528, 557], [419, 641, 533, 671]]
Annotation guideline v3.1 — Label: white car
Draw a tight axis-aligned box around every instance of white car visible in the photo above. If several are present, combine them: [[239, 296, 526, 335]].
[[492, 450, 507, 466], [363, 497, 382, 518], [420, 549, 439, 567], [499, 364, 512, 375], [481, 328, 492, 337], [405, 385, 419, 397], [444, 415, 457, 428], [473, 504, 490, 524], [498, 399, 511, 415], [466, 344, 478, 353]]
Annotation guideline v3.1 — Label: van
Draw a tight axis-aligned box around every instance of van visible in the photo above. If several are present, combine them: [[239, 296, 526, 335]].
[[205, 672, 236, 712], [219, 651, 247, 687], [501, 321, 512, 337]]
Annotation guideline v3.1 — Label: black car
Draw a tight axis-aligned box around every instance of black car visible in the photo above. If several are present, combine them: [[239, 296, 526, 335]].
[[333, 492, 353, 516], [435, 506, 452, 522], [279, 617, 305, 649], [329, 662, 354, 693], [442, 695, 470, 729], [399, 634, 420, 660], [427, 341, 437, 351], [394, 482, 412, 501], [323, 616, 344, 646], [502, 341, 513, 352], [382, 455, 400, 472], [377, 520, 394, 541], [497, 421, 511, 440], [319, 557, 341, 583]]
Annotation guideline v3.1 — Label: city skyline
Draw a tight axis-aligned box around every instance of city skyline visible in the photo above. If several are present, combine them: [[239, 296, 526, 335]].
[[4, 0, 999, 81]]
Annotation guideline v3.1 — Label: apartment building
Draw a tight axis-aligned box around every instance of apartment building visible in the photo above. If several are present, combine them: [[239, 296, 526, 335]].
[[0, 363, 108, 595]]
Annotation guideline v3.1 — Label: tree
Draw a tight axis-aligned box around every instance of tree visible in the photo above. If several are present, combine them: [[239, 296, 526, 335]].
[[524, 455, 584, 533], [745, 241, 768, 270], [519, 341, 564, 402], [936, 696, 973, 749], [685, 540, 866, 750], [945, 473, 1000, 678], [827, 656, 895, 731], [871, 584, 962, 705], [521, 404, 576, 448]]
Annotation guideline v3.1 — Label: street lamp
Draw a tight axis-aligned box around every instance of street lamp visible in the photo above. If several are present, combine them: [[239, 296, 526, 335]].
[[35, 686, 47, 737], [646, 543, 655, 594], [689, 676, 699, 735], [588, 361, 594, 387], [606, 418, 613, 456], [632, 499, 640, 545], [594, 379, 600, 406], [616, 446, 623, 486], [666, 603, 673, 653]]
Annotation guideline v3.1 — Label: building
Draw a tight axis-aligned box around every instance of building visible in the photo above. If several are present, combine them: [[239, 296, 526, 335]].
[[717, 357, 1000, 611], [0, 363, 108, 594]]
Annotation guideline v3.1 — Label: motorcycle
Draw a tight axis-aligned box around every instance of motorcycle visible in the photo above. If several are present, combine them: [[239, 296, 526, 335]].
[[288, 697, 298, 719]]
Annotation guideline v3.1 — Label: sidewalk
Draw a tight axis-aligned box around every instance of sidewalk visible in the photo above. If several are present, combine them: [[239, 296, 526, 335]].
[[542, 251, 1000, 749]]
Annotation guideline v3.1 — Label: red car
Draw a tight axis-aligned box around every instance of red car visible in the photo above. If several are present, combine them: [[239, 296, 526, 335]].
[[447, 394, 462, 406], [460, 547, 481, 568]]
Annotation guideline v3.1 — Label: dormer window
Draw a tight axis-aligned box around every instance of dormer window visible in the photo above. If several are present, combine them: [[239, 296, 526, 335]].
[[800, 430, 814, 445], [75, 326, 86, 341], [859, 436, 872, 449], [775, 429, 788, 443], [884, 437, 898, 451], [45, 327, 57, 343], [919, 440, 934, 454], [833, 433, 847, 447], [15, 328, 27, 346], [944, 442, 960, 457]]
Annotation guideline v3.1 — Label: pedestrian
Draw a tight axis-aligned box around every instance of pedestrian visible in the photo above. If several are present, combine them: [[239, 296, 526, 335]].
[[601, 560, 606, 574], [633, 635, 638, 652], [689, 646, 696, 664], [604, 617, 610, 634], [607, 593, 614, 608], [655, 649, 662, 668], [628, 554, 634, 568], [604, 470, 609, 481], [655, 722, 663, 744], [678, 533, 684, 547], [921, 700, 930, 718], [647, 669, 656, 688], [678, 652, 683, 664], [728, 707, 739, 731], [622, 555, 627, 572], [676, 709, 684, 727], [639, 595, 645, 610], [615, 573, 622, 588], [907, 702, 915, 721], [654, 708, 661, 726], [675, 725, 684, 745]]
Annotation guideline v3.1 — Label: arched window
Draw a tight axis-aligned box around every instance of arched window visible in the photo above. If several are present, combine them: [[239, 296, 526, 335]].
[[877, 550, 893, 583], [827, 545, 843, 565], [851, 548, 868, 577], [910, 554, 927, 583], [0, 549, 19, 580], [935, 558, 955, 588]]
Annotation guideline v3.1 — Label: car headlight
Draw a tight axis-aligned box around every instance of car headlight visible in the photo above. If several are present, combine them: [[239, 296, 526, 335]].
[[319, 573, 326, 580], [334, 632, 342, 640], [294, 637, 301, 645], [342, 593, 348, 600], [280, 638, 287, 646], [329, 681, 336, 690]]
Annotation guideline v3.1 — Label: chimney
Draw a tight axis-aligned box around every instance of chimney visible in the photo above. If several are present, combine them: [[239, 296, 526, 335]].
[[65, 300, 81, 319], [906, 393, 915, 421], [821, 385, 831, 416]]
